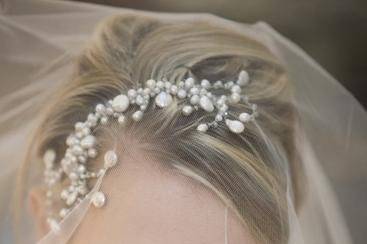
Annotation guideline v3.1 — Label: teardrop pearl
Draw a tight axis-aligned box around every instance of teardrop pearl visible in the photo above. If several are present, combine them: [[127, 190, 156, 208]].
[[199, 96, 214, 112], [112, 95, 130, 112], [225, 119, 245, 134], [155, 92, 173, 108]]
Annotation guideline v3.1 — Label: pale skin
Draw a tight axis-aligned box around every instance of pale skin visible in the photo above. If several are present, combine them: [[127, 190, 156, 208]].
[[30, 149, 255, 244]]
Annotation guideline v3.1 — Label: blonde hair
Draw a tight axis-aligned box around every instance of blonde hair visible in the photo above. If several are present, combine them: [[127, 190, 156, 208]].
[[20, 14, 302, 244]]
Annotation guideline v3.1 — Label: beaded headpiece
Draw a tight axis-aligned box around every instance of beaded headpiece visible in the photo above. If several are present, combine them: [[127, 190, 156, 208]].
[[43, 70, 258, 231]]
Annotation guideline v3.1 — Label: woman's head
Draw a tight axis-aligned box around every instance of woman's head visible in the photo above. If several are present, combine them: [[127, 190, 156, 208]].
[[26, 14, 301, 244]]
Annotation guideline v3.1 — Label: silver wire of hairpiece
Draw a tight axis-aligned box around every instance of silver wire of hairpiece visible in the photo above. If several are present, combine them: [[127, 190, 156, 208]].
[[42, 70, 257, 230]]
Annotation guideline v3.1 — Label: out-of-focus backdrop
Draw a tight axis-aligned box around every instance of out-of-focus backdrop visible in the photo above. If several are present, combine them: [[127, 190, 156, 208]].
[[76, 1, 366, 243]]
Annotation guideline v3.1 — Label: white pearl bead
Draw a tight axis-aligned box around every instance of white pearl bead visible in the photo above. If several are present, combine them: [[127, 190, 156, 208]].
[[225, 81, 234, 89], [230, 93, 241, 104], [66, 136, 78, 146], [104, 150, 118, 168], [127, 89, 137, 98], [118, 115, 126, 124], [78, 155, 87, 163], [201, 79, 211, 89], [75, 122, 84, 131], [69, 172, 78, 181], [231, 85, 241, 94], [132, 110, 143, 121], [219, 104, 229, 112], [170, 85, 178, 94], [66, 191, 78, 206], [214, 80, 223, 88], [177, 89, 187, 98], [75, 131, 84, 139], [199, 88, 207, 96], [92, 191, 106, 208], [137, 95, 146, 106], [146, 79, 156, 89], [153, 87, 160, 94], [164, 81, 171, 89], [78, 185, 88, 195], [88, 148, 97, 158], [155, 91, 173, 108], [106, 107, 114, 116], [60, 190, 68, 200], [140, 104, 147, 111], [199, 96, 214, 112], [237, 70, 249, 86], [80, 135, 96, 149], [70, 156, 77, 163], [59, 208, 69, 218], [225, 119, 245, 134], [215, 114, 223, 121], [184, 77, 195, 89], [81, 127, 91, 136], [190, 87, 199, 95], [78, 165, 86, 173], [62, 160, 77, 174], [239, 112, 251, 122], [100, 117, 108, 125], [197, 123, 209, 132], [43, 149, 56, 168], [72, 145, 83, 156], [112, 94, 130, 112], [156, 81, 164, 89], [95, 104, 105, 114], [182, 105, 193, 115], [87, 114, 98, 126], [190, 95, 200, 105]]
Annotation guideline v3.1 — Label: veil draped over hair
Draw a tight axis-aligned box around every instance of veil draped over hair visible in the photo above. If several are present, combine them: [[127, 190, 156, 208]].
[[0, 0, 366, 243]]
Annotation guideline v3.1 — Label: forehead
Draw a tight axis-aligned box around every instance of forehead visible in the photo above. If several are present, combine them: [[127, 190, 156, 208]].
[[69, 152, 253, 243]]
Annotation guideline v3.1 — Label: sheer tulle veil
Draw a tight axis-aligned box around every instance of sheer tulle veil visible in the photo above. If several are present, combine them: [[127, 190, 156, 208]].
[[0, 0, 366, 243]]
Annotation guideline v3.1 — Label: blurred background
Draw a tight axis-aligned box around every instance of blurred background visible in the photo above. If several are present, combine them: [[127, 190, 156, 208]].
[[74, 1, 366, 243], [72, 2, 367, 243]]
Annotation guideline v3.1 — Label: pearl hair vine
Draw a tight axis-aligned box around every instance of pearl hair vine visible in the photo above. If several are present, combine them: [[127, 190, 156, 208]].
[[43, 70, 258, 231]]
